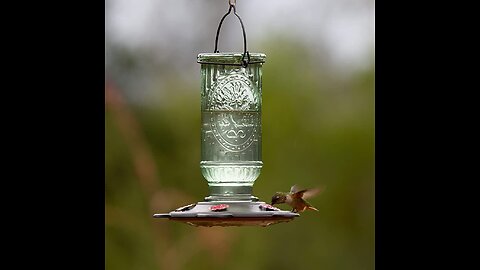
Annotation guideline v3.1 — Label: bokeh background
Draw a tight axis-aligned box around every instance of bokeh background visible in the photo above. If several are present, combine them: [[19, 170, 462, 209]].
[[105, 0, 374, 269]]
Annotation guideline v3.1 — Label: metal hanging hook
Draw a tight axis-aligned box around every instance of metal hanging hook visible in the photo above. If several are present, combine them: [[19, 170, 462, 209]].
[[214, 0, 250, 67]]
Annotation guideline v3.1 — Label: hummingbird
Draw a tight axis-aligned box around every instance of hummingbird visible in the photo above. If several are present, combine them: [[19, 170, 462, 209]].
[[271, 185, 324, 213]]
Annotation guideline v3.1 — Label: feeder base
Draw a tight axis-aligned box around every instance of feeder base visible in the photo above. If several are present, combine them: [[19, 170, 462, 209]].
[[153, 201, 299, 227]]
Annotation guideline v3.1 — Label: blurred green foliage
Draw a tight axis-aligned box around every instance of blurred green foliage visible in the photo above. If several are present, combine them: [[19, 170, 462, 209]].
[[106, 37, 374, 270]]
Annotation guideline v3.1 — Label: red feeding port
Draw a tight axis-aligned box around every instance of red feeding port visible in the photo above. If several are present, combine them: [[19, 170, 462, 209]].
[[210, 204, 229, 212], [259, 204, 280, 211]]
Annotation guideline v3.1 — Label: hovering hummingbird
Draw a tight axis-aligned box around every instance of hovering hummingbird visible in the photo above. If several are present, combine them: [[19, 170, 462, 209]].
[[271, 185, 324, 213]]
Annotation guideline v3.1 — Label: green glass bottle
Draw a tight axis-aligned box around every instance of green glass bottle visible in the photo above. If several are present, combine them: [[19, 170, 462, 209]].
[[198, 53, 266, 201]]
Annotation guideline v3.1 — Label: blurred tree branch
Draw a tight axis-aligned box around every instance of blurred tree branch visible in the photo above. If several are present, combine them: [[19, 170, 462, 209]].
[[105, 79, 160, 197], [105, 78, 236, 270]]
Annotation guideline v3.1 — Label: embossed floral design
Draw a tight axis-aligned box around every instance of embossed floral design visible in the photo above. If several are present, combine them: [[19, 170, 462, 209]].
[[208, 73, 258, 111]]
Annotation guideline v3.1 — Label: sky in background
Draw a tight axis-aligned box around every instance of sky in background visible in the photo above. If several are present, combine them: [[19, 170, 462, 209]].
[[106, 0, 374, 104]]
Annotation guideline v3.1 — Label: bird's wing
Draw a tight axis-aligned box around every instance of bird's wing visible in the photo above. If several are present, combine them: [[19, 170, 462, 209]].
[[290, 185, 300, 194], [294, 186, 325, 199]]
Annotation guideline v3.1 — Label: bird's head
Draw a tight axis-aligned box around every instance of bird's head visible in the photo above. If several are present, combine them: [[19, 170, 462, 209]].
[[271, 192, 287, 205]]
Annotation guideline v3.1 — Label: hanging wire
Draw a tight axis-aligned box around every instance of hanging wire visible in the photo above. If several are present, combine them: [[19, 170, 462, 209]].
[[213, 0, 250, 67]]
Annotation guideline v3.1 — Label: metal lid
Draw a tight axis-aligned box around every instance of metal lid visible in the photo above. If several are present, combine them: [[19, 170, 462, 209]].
[[197, 52, 266, 66]]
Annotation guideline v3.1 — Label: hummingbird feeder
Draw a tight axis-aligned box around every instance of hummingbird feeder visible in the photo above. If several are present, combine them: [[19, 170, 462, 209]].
[[153, 0, 299, 227]]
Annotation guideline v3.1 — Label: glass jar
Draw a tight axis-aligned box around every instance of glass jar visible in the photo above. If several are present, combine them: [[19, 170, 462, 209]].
[[198, 52, 266, 201]]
